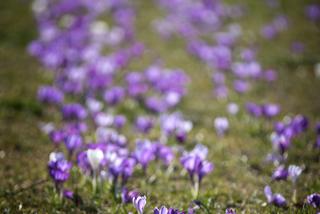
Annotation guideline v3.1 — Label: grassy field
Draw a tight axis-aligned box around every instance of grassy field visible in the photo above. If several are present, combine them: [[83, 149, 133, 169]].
[[0, 0, 320, 213]]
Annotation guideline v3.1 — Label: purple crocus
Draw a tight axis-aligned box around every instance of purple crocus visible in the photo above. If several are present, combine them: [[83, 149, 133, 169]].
[[272, 165, 288, 181], [306, 193, 320, 208], [180, 144, 214, 198], [109, 155, 136, 185], [113, 115, 127, 129], [64, 133, 83, 154], [233, 80, 250, 94], [49, 129, 65, 145], [264, 185, 287, 207], [262, 104, 280, 118], [38, 86, 64, 105], [133, 195, 146, 214], [63, 189, 74, 200], [261, 25, 277, 40], [135, 116, 154, 134], [225, 208, 236, 214], [134, 139, 156, 171], [103, 86, 125, 105], [246, 102, 262, 118], [121, 187, 140, 204], [62, 103, 87, 120], [305, 4, 320, 22], [48, 152, 72, 191], [155, 143, 174, 166], [154, 206, 185, 214]]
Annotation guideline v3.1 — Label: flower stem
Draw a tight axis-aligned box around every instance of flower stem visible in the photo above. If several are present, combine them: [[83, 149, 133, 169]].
[[192, 180, 199, 199]]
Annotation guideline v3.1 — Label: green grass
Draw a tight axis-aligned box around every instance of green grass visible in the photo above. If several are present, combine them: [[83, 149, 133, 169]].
[[0, 0, 320, 213]]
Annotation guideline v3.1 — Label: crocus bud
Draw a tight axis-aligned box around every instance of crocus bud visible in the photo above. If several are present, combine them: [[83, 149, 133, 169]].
[[87, 149, 104, 171], [133, 195, 146, 214]]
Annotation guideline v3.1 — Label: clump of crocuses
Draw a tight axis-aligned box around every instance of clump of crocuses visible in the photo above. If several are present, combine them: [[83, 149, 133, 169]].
[[48, 152, 72, 198], [180, 144, 214, 198]]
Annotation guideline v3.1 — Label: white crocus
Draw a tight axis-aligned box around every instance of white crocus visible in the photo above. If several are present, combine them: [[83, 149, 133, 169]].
[[87, 149, 104, 171]]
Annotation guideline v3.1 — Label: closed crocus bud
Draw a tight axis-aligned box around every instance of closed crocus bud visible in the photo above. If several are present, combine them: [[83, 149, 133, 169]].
[[306, 193, 320, 208], [87, 149, 104, 171], [133, 195, 146, 214], [64, 134, 82, 154]]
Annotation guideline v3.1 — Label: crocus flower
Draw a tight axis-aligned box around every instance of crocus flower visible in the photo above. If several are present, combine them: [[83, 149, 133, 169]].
[[225, 208, 236, 214], [272, 165, 288, 181], [155, 143, 174, 166], [38, 86, 64, 105], [121, 188, 140, 204], [233, 80, 250, 94], [227, 103, 239, 115], [109, 156, 136, 184], [133, 195, 146, 214], [87, 149, 104, 171], [306, 193, 320, 208], [305, 4, 320, 22], [49, 129, 65, 145], [246, 102, 262, 117], [63, 189, 74, 200], [214, 117, 229, 136], [262, 104, 280, 118], [288, 165, 303, 184], [113, 115, 126, 129], [135, 116, 154, 134], [48, 152, 72, 194], [86, 98, 103, 113], [64, 133, 83, 154], [264, 69, 277, 82], [180, 144, 214, 198], [62, 103, 87, 120], [154, 206, 185, 214], [264, 186, 287, 207], [103, 86, 125, 105], [134, 139, 156, 171]]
